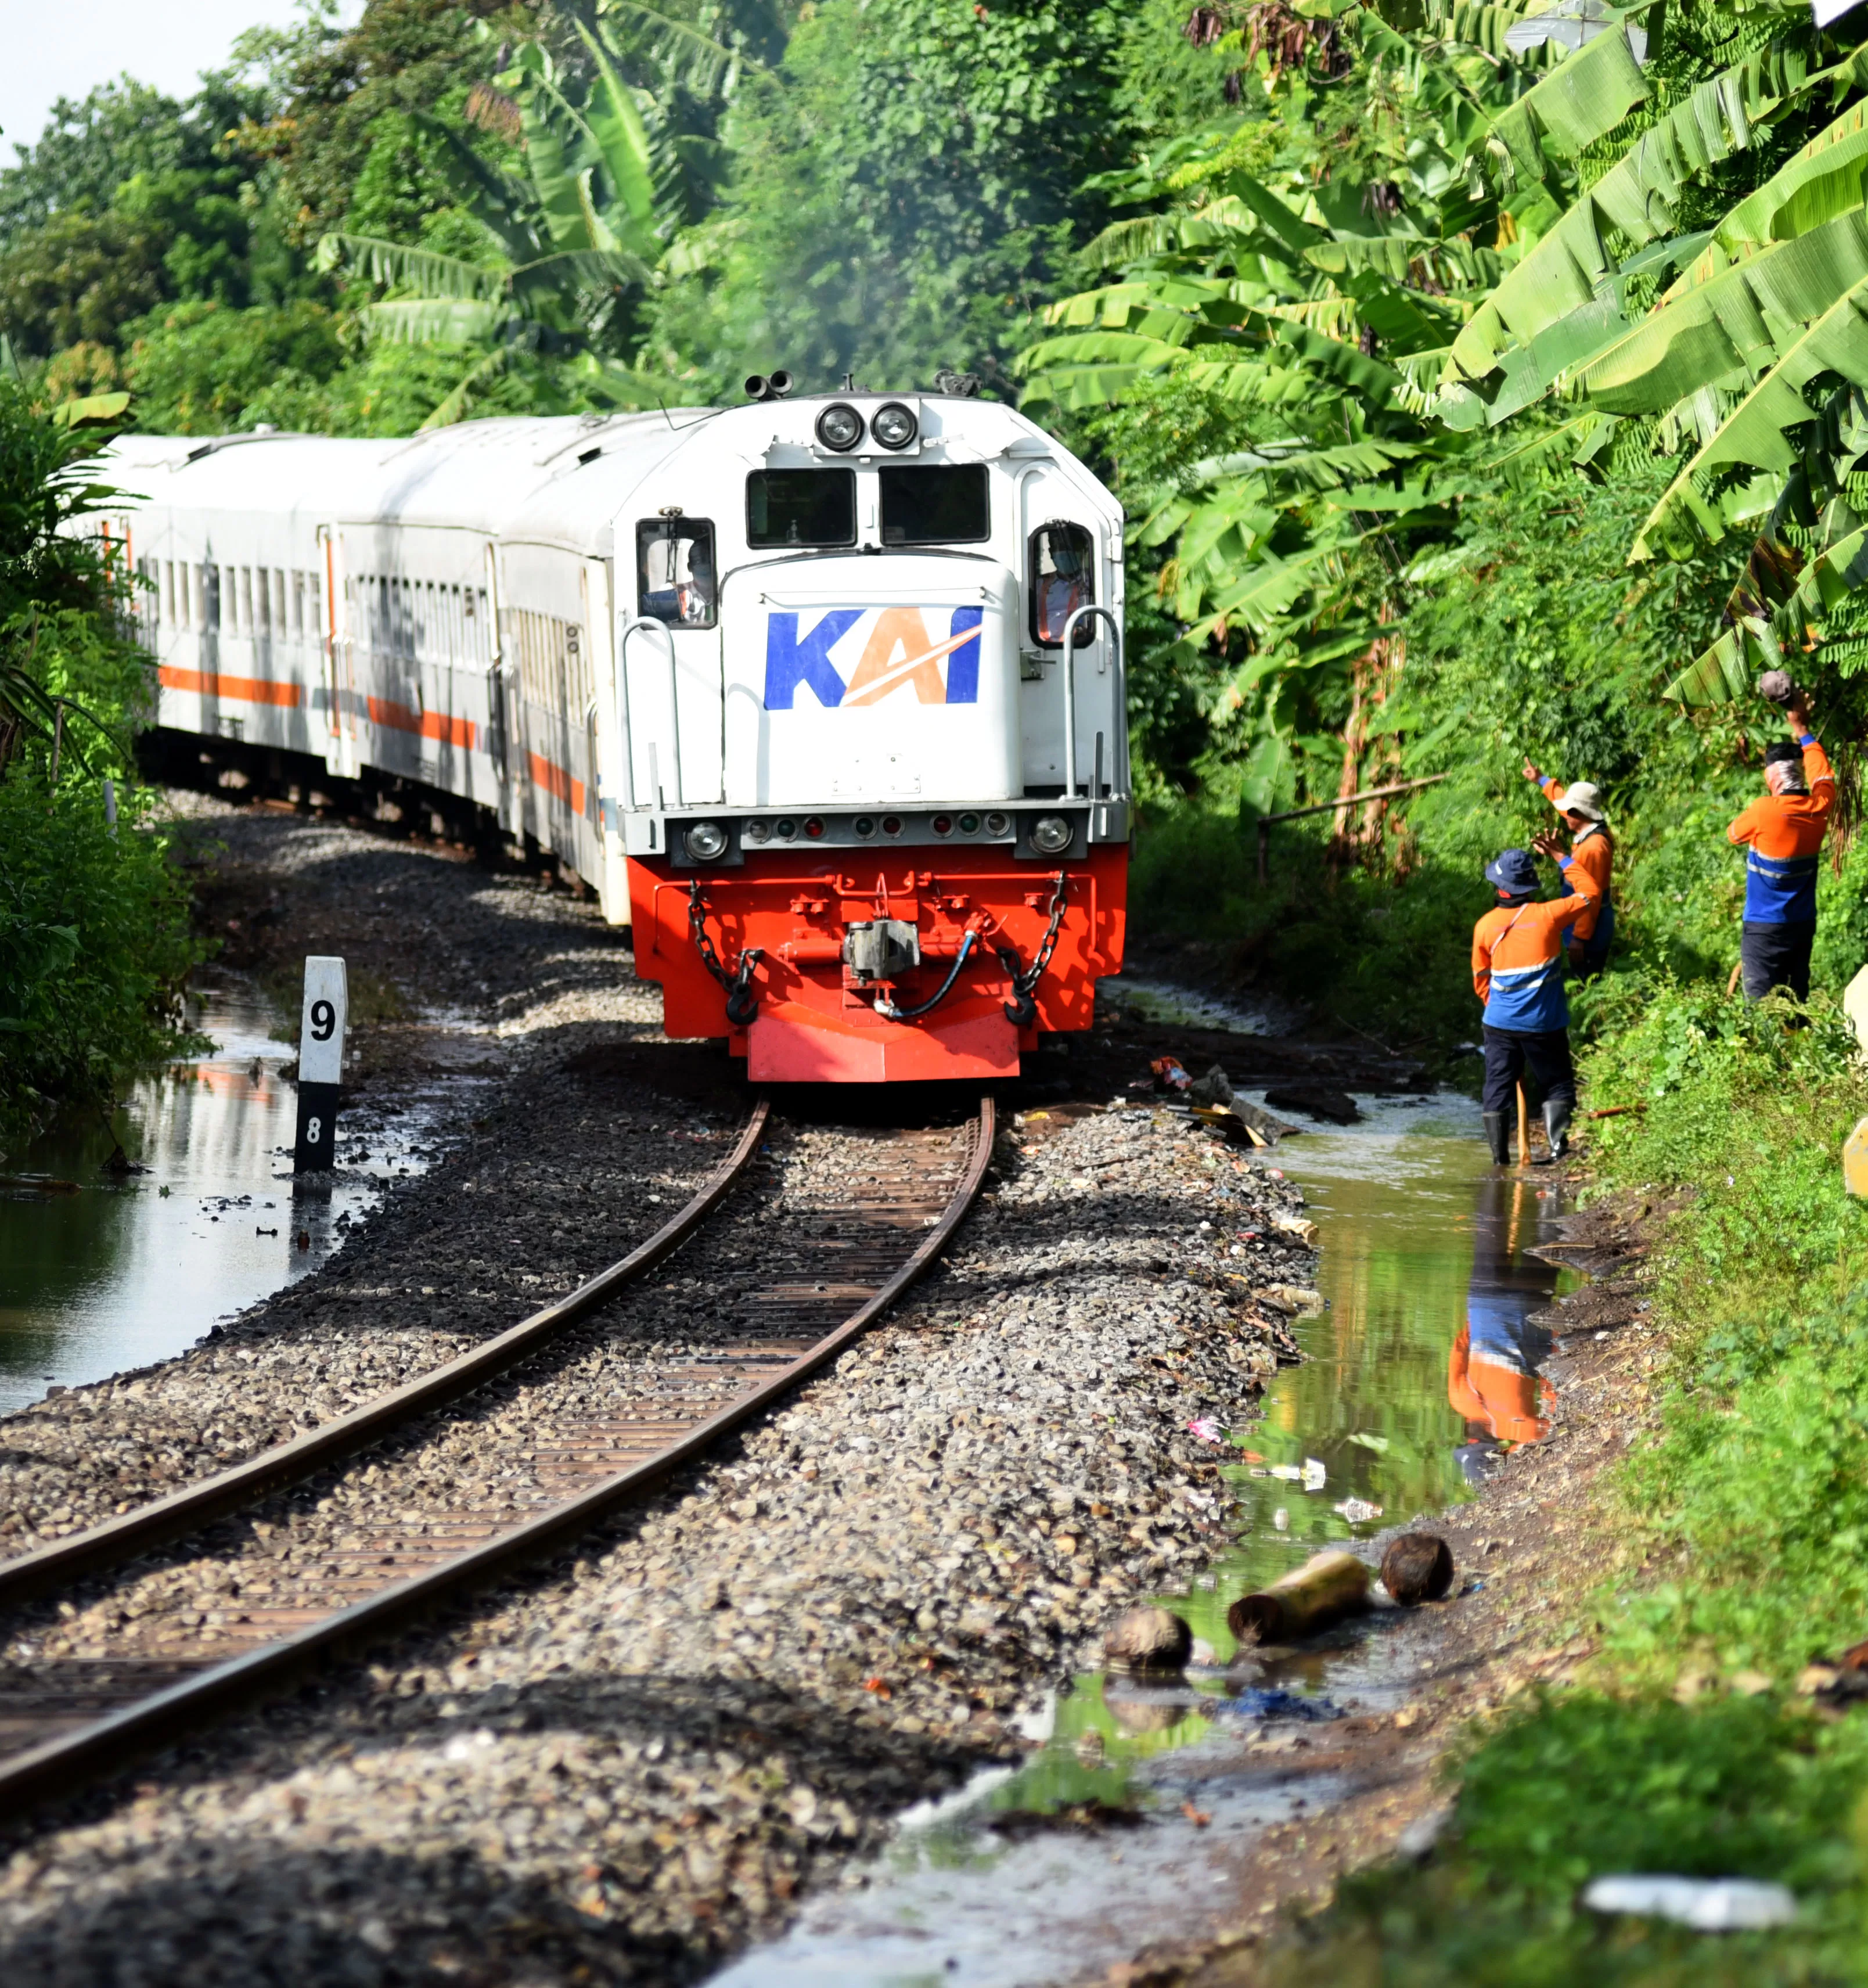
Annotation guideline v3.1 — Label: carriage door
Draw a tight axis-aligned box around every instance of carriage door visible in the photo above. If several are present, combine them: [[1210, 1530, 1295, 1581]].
[[484, 541, 523, 832], [622, 513, 722, 814], [316, 525, 359, 779]]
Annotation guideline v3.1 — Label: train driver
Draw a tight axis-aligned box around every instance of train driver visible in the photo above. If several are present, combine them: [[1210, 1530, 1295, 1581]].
[[1036, 531, 1092, 646], [641, 524, 717, 627]]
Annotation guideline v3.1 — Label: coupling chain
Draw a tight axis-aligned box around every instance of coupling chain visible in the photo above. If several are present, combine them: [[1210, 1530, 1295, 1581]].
[[687, 882, 764, 1029], [994, 869, 1068, 1029]]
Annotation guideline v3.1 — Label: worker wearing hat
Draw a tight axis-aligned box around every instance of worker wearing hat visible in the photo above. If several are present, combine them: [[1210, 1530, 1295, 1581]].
[[1471, 846, 1600, 1164], [1521, 761, 1614, 976], [1727, 682, 1833, 1001]]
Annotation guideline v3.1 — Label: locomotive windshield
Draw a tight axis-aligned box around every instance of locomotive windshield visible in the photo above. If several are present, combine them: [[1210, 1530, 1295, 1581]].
[[636, 519, 717, 627], [879, 465, 988, 545], [747, 470, 856, 548]]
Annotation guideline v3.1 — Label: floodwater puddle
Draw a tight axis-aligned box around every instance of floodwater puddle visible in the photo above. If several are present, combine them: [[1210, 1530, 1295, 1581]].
[[0, 977, 484, 1416], [718, 1090, 1577, 1986]]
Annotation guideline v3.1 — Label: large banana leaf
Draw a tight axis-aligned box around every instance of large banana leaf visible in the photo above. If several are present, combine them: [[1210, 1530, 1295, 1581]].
[[1632, 276, 1868, 558], [1568, 208, 1868, 414], [362, 299, 513, 344], [1484, 18, 1649, 186], [1677, 64, 1868, 286], [314, 235, 510, 300], [1450, 38, 1817, 381], [570, 19, 658, 236], [1663, 523, 1868, 701]]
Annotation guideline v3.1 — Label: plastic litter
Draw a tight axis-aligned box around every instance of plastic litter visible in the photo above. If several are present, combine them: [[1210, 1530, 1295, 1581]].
[[1217, 1687, 1345, 1723], [1185, 1416, 1225, 1444], [1334, 1497, 1384, 1523], [1151, 1057, 1192, 1092], [1581, 1875, 1798, 1931]]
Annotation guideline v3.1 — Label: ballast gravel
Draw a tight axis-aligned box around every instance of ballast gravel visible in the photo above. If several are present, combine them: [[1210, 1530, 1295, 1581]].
[[0, 1101, 1316, 1986]]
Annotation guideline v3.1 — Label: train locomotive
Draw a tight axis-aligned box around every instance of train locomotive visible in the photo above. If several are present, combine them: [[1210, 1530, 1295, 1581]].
[[96, 383, 1131, 1081]]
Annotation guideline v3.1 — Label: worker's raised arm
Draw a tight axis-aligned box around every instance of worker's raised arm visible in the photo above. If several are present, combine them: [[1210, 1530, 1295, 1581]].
[[1549, 855, 1597, 926]]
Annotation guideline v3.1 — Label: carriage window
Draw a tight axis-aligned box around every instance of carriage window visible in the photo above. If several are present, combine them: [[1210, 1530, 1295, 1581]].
[[1029, 520, 1095, 648], [746, 470, 855, 549], [879, 465, 989, 545], [636, 519, 717, 628]]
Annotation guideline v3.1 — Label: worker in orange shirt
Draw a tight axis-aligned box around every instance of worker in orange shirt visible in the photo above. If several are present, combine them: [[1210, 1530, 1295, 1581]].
[[1521, 761, 1614, 977], [1472, 847, 1599, 1165], [1727, 688, 1834, 1002]]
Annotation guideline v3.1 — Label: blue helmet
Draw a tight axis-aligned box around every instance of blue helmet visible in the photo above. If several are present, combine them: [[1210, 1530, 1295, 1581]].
[[1484, 848, 1538, 898]]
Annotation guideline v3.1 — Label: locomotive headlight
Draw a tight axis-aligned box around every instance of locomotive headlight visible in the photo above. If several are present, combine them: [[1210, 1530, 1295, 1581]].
[[870, 401, 918, 451], [815, 402, 863, 452], [1031, 814, 1073, 855], [685, 820, 729, 862]]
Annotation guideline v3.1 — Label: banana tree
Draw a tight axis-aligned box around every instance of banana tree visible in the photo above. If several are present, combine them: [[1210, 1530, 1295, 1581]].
[[1017, 0, 1549, 813], [317, 8, 766, 423], [1413, 1, 1868, 706]]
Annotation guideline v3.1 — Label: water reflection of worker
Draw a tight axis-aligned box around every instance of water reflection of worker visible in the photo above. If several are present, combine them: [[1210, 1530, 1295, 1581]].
[[1448, 1173, 1555, 1447], [1522, 763, 1614, 977]]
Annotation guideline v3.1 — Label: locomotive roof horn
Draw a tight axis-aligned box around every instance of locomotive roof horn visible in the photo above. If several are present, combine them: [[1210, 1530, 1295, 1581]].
[[743, 371, 794, 402]]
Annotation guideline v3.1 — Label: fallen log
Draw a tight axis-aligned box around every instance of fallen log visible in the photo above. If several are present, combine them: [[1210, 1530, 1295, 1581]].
[[1228, 1548, 1369, 1644]]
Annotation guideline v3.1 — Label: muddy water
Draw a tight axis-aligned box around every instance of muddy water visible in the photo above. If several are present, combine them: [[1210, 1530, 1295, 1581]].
[[716, 1090, 1573, 1988], [0, 981, 466, 1417]]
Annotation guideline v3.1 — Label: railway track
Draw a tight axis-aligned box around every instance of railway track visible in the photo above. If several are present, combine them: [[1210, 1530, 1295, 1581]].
[[0, 1094, 994, 1811]]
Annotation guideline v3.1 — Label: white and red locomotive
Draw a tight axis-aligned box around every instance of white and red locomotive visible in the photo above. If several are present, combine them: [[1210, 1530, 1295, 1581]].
[[98, 384, 1131, 1081]]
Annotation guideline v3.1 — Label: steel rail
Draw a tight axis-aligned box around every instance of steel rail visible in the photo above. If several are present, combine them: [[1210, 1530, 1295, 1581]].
[[0, 1096, 994, 1814], [0, 1099, 772, 1614]]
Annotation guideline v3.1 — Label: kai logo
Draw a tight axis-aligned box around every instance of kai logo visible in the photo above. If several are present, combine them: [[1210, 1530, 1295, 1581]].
[[764, 606, 982, 710]]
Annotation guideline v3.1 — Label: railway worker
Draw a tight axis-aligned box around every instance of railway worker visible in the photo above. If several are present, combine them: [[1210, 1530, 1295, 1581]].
[[1726, 688, 1834, 1002], [1471, 846, 1599, 1166], [1520, 760, 1614, 977]]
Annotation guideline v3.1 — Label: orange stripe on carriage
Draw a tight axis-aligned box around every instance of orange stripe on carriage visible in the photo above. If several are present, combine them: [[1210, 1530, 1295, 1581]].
[[366, 696, 477, 750], [158, 665, 302, 708], [528, 750, 585, 813]]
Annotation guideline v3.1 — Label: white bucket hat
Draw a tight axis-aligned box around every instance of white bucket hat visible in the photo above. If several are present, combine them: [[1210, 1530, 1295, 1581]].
[[1556, 781, 1605, 821]]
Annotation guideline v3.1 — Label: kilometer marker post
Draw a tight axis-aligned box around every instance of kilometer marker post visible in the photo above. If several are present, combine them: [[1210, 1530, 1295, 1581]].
[[294, 956, 348, 1172]]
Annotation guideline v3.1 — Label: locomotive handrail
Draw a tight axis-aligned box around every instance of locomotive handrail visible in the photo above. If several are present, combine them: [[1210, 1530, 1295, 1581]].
[[1060, 605, 1124, 803], [619, 616, 681, 810]]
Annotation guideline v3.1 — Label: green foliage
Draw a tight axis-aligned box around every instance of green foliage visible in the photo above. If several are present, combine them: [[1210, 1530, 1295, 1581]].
[[647, 0, 1131, 396], [119, 300, 351, 434], [0, 774, 200, 1148], [1262, 1696, 1868, 1986], [0, 376, 203, 1146]]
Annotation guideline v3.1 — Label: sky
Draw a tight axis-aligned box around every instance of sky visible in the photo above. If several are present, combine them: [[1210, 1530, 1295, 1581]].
[[0, 1, 364, 161]]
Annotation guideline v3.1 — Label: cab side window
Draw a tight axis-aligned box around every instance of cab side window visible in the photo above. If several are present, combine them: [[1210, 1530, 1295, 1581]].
[[1029, 521, 1094, 648], [637, 519, 717, 628]]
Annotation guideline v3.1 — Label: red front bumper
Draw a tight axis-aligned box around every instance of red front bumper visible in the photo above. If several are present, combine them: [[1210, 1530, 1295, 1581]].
[[627, 845, 1128, 1081]]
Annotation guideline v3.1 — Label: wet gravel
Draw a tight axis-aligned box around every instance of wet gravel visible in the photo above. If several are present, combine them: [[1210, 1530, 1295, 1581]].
[[0, 1093, 1317, 1984], [0, 797, 738, 1554]]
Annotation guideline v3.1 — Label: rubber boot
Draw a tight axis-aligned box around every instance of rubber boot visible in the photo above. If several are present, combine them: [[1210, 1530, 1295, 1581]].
[[1540, 1098, 1572, 1164], [1482, 1111, 1511, 1166]]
